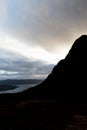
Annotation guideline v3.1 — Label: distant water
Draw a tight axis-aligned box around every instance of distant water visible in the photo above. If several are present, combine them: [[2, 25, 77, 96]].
[[0, 83, 37, 94]]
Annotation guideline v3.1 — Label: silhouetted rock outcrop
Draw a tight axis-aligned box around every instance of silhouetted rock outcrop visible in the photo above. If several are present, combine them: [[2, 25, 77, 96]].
[[24, 35, 87, 104]]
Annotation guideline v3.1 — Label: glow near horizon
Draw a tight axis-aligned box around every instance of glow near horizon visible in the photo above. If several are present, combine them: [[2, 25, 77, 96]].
[[0, 32, 69, 64]]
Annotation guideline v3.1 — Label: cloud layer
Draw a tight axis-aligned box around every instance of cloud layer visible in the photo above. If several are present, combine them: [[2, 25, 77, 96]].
[[0, 0, 87, 80], [0, 49, 54, 80], [1, 0, 87, 52]]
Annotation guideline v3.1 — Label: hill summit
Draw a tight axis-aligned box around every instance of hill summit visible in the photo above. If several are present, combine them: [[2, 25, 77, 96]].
[[22, 35, 87, 104]]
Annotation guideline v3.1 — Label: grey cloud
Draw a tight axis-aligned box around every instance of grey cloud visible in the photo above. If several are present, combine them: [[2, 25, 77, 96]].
[[1, 0, 87, 79], [0, 49, 54, 79], [3, 0, 87, 52]]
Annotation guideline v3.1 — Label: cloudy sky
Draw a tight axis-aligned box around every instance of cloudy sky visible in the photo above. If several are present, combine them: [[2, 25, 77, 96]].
[[0, 0, 87, 79]]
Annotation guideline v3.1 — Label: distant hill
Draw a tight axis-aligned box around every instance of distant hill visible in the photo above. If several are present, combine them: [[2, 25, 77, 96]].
[[0, 79, 42, 85], [0, 85, 17, 91]]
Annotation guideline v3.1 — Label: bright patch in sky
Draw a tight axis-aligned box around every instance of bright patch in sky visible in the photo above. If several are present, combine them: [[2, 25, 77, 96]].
[[0, 32, 69, 64], [0, 70, 18, 75]]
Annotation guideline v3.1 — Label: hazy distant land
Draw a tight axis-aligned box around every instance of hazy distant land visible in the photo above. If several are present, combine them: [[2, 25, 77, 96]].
[[0, 79, 42, 93]]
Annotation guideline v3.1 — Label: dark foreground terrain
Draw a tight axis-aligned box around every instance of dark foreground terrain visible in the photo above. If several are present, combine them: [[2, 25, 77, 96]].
[[0, 35, 87, 129], [0, 97, 87, 129]]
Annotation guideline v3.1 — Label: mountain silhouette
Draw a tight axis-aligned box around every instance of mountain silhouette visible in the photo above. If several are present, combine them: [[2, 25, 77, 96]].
[[0, 35, 87, 105], [22, 35, 87, 104], [0, 35, 87, 129]]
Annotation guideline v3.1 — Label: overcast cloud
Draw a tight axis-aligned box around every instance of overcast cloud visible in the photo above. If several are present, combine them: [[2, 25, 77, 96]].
[[1, 0, 87, 51], [0, 0, 87, 79], [0, 49, 54, 80]]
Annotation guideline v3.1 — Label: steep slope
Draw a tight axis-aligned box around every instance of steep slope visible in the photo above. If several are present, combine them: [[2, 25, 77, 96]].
[[23, 35, 87, 103], [0, 35, 87, 103]]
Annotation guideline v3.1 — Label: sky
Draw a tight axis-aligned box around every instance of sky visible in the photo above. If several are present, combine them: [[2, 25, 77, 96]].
[[0, 0, 87, 79]]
